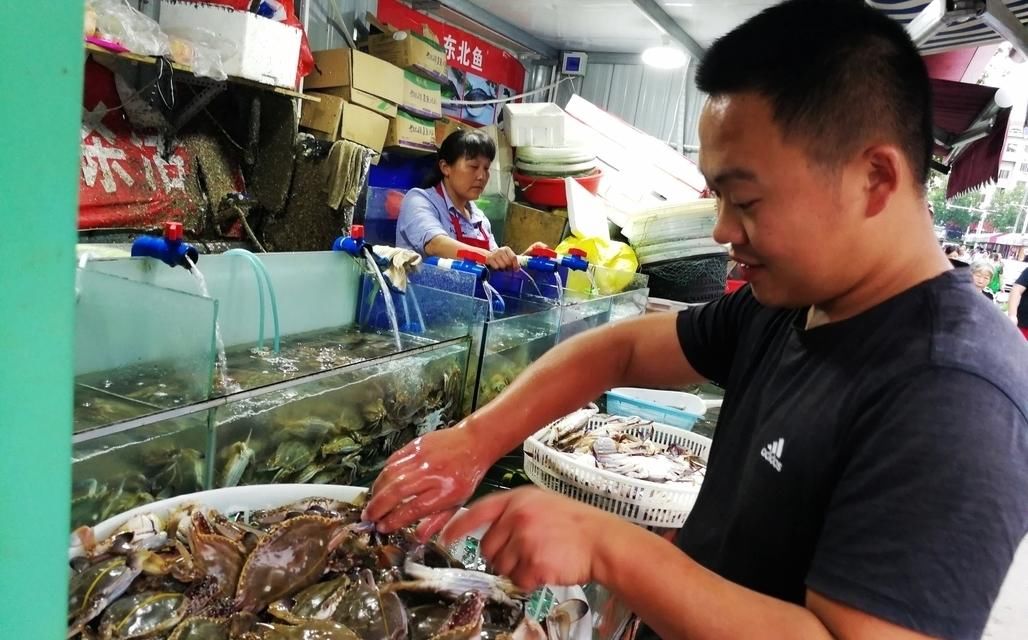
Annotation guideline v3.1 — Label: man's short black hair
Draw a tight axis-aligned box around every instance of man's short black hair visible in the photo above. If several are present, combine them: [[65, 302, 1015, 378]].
[[696, 0, 933, 185]]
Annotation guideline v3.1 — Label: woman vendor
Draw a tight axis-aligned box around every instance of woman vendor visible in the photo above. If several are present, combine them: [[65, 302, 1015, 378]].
[[396, 129, 528, 270]]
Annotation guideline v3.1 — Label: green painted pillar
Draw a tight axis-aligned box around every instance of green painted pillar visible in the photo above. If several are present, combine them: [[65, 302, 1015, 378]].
[[0, 1, 83, 636]]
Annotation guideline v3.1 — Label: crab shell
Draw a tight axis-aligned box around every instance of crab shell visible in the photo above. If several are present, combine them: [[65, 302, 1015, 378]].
[[189, 513, 247, 600], [265, 575, 352, 624], [245, 619, 360, 639], [166, 616, 230, 640], [68, 555, 144, 638], [233, 515, 353, 613], [330, 570, 408, 640], [250, 498, 365, 527], [431, 592, 486, 640], [97, 591, 188, 639]]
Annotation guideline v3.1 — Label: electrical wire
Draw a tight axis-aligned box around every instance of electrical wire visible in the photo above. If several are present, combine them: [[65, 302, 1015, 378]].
[[202, 103, 246, 151], [442, 76, 576, 107], [237, 209, 268, 253], [155, 56, 175, 110], [90, 56, 172, 114]]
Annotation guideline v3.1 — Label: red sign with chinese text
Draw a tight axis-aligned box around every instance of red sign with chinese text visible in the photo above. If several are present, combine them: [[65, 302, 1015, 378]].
[[376, 0, 525, 92], [79, 58, 204, 231]]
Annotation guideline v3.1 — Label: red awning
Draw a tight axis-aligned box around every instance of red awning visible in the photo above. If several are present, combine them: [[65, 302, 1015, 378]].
[[930, 78, 1011, 198]]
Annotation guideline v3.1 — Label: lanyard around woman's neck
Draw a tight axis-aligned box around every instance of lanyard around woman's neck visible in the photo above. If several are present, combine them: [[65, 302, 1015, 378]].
[[435, 183, 471, 221]]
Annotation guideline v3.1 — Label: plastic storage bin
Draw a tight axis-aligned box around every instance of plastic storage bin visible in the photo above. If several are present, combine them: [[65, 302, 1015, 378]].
[[524, 413, 712, 528], [364, 185, 407, 245], [368, 154, 435, 189], [502, 103, 566, 148], [514, 170, 602, 208], [605, 387, 704, 431]]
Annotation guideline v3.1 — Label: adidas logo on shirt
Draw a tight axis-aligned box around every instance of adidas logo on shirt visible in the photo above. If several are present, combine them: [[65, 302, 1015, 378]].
[[760, 437, 784, 472]]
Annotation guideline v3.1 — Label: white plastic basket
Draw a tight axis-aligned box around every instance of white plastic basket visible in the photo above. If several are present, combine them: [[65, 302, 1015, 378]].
[[524, 414, 712, 528]]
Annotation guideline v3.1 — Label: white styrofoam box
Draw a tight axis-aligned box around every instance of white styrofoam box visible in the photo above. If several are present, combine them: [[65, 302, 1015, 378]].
[[502, 103, 567, 148], [160, 2, 301, 88]]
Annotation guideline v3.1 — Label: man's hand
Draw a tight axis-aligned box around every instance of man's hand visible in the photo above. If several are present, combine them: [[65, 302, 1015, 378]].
[[364, 423, 497, 539], [486, 246, 520, 271], [441, 487, 625, 591]]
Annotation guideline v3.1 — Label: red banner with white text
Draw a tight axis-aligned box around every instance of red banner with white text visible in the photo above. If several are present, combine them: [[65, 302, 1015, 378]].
[[79, 59, 204, 231], [377, 0, 525, 126]]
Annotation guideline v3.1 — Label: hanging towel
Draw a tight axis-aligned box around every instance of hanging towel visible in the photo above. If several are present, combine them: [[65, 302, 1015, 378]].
[[369, 245, 422, 292]]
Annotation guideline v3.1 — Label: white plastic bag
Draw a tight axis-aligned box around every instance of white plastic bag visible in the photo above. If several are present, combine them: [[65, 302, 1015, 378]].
[[163, 26, 237, 81], [89, 0, 171, 56]]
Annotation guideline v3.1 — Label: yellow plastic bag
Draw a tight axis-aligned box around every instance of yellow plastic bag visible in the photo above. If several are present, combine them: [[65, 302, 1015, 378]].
[[555, 236, 639, 295]]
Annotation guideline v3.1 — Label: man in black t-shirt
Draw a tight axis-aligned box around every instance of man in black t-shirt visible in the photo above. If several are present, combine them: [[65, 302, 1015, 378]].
[[1008, 264, 1028, 340], [363, 2, 1028, 639]]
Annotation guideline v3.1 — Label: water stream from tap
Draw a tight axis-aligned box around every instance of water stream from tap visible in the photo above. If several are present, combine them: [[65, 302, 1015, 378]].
[[185, 255, 235, 391], [363, 247, 403, 351]]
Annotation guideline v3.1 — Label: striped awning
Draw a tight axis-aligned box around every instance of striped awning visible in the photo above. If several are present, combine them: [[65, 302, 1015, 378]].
[[868, 1, 1028, 54], [995, 232, 1028, 245]]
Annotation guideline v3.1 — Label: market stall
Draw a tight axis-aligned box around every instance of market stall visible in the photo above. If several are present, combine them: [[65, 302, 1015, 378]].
[[6, 1, 1028, 639]]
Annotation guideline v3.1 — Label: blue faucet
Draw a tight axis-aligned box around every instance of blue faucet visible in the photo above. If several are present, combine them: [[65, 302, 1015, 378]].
[[558, 248, 590, 272], [131, 222, 199, 268], [332, 224, 366, 257], [425, 250, 506, 314], [518, 246, 560, 273], [423, 250, 488, 281]]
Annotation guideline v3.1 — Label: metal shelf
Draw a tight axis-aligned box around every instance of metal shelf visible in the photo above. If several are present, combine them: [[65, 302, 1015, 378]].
[[85, 43, 319, 102]]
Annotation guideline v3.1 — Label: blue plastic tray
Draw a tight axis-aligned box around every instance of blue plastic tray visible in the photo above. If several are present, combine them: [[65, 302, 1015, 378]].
[[604, 391, 701, 431]]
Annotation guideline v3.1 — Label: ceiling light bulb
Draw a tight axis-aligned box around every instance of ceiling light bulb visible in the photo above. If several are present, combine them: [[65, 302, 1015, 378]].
[[642, 45, 687, 69]]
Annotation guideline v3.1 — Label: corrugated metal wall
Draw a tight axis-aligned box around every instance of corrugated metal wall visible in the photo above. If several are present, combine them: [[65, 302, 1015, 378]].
[[527, 58, 704, 161], [305, 0, 378, 51]]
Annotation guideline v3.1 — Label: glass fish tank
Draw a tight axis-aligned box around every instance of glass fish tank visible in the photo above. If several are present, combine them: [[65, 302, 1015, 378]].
[[587, 266, 650, 324], [71, 410, 211, 530], [71, 250, 483, 528], [472, 306, 562, 410], [405, 263, 565, 412], [211, 338, 471, 489], [73, 269, 217, 433]]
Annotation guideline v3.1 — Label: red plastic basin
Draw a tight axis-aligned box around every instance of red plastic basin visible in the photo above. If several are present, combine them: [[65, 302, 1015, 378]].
[[513, 169, 603, 208]]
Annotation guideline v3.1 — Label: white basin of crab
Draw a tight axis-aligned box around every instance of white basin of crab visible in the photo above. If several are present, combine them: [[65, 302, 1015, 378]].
[[68, 484, 592, 640]]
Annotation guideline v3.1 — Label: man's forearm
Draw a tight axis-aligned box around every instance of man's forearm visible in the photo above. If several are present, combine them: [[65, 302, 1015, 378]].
[[596, 523, 834, 640], [1008, 287, 1023, 320]]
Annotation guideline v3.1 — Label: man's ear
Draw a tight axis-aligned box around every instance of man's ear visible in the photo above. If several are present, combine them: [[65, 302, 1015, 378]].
[[862, 144, 902, 218]]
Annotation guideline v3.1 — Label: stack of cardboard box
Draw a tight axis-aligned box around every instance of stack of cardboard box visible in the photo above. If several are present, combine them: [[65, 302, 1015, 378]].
[[300, 49, 402, 153], [367, 27, 448, 155]]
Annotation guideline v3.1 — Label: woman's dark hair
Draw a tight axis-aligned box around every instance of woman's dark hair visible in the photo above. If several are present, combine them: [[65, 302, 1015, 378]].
[[422, 129, 496, 187]]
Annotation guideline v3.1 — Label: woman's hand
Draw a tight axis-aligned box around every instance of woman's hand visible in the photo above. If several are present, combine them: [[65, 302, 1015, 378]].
[[522, 242, 551, 255], [486, 247, 520, 271]]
